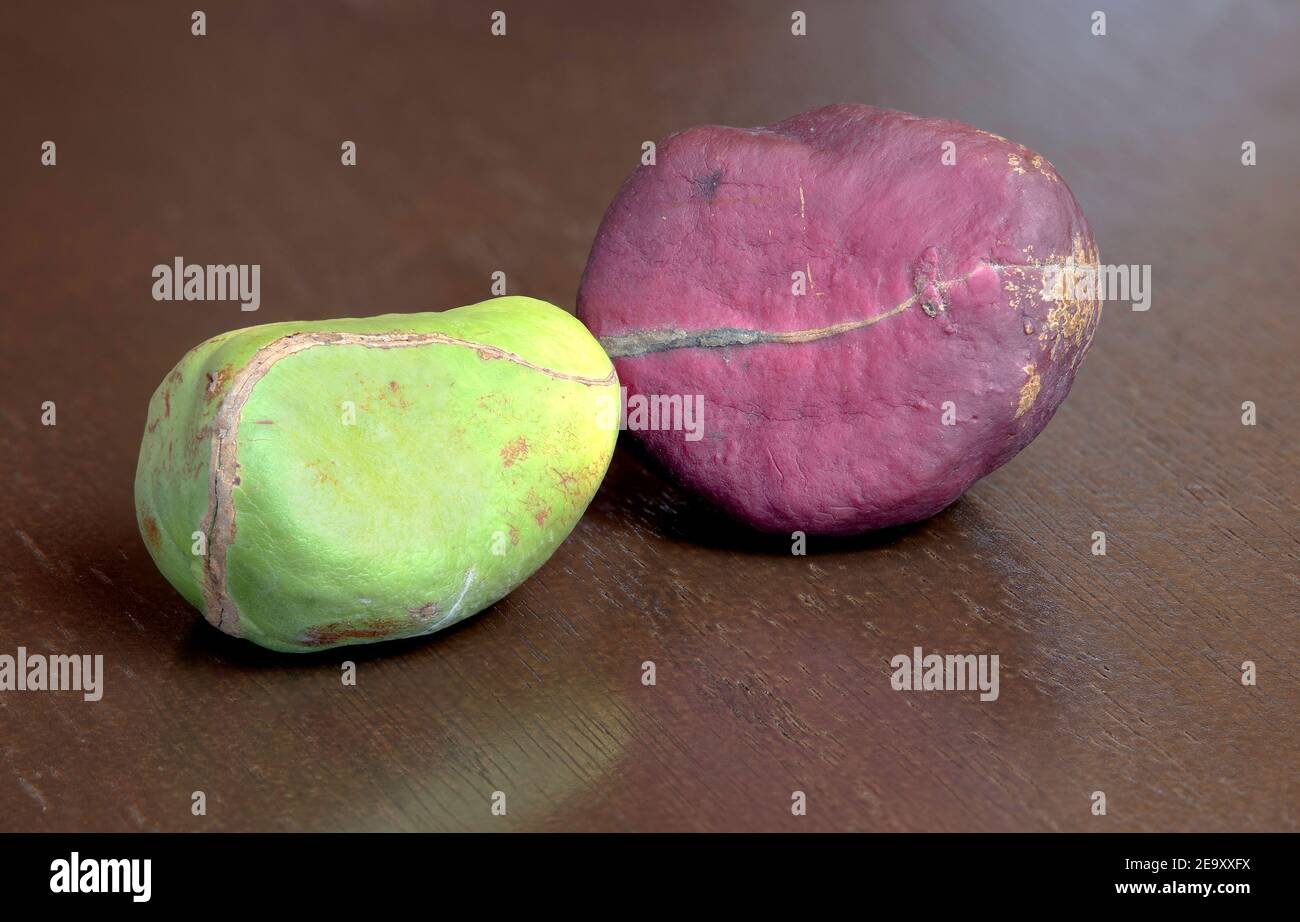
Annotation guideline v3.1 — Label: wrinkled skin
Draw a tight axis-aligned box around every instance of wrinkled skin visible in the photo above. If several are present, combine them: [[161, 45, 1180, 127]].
[[578, 104, 1100, 534], [135, 297, 619, 652]]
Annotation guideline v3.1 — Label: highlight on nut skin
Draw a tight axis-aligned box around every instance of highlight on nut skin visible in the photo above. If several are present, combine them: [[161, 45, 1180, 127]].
[[134, 297, 620, 652], [577, 104, 1101, 536]]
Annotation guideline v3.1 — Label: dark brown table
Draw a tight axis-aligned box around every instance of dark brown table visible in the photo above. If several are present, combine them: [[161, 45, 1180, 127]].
[[2, 1, 1296, 832]]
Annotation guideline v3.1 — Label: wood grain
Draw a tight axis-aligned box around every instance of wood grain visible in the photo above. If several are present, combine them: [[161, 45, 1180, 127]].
[[1, 0, 1296, 832]]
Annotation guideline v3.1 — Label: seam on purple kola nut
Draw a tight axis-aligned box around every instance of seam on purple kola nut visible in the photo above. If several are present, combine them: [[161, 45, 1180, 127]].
[[597, 258, 1095, 359]]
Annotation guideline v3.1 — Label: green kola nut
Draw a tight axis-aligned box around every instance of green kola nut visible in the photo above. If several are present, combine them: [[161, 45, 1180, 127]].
[[134, 297, 620, 652]]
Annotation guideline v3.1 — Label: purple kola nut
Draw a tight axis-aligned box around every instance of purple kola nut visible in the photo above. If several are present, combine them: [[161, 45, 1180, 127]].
[[577, 105, 1101, 535]]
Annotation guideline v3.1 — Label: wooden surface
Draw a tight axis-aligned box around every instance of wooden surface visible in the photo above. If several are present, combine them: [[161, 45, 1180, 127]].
[[2, 1, 1296, 832]]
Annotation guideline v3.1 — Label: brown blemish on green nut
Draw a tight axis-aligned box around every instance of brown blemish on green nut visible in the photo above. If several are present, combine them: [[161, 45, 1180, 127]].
[[500, 436, 529, 468], [140, 514, 162, 552], [204, 366, 233, 401], [301, 616, 415, 647]]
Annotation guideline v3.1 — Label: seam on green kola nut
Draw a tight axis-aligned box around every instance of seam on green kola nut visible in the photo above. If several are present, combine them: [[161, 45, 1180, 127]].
[[136, 298, 620, 652]]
